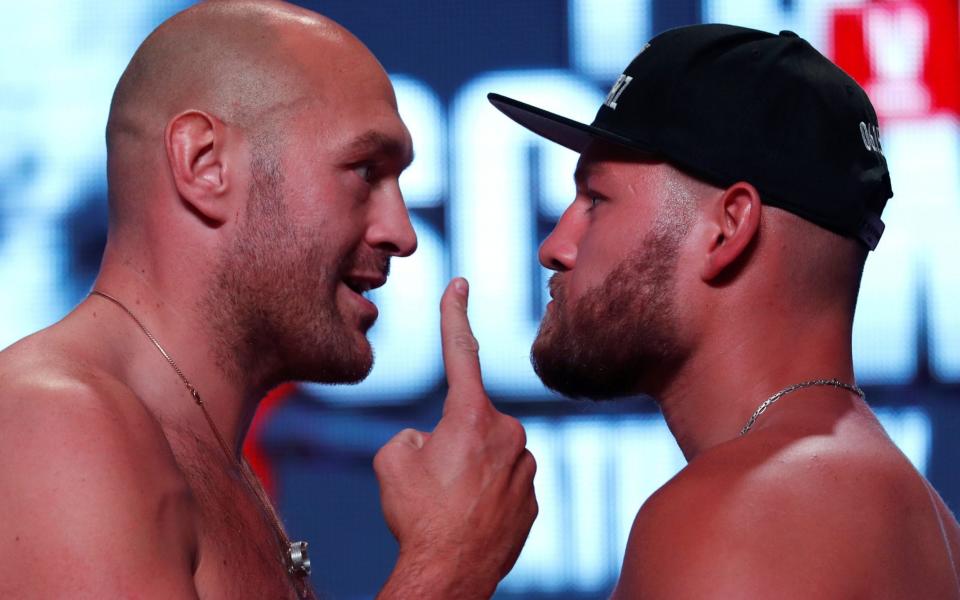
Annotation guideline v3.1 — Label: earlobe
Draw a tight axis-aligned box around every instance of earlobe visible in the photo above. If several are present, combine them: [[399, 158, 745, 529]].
[[165, 110, 233, 225], [700, 182, 761, 282]]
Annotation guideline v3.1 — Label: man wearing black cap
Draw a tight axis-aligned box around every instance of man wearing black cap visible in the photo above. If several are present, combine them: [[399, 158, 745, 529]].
[[491, 24, 960, 597]]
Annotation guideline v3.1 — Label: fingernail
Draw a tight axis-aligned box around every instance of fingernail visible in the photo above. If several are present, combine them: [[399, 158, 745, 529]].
[[455, 278, 468, 295]]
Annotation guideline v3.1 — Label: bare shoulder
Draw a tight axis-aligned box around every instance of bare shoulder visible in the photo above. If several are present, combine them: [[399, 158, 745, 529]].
[[614, 423, 960, 599], [0, 331, 174, 465], [0, 335, 200, 598]]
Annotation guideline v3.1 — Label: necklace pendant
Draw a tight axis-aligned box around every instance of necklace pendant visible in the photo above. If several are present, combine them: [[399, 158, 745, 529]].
[[288, 541, 311, 577]]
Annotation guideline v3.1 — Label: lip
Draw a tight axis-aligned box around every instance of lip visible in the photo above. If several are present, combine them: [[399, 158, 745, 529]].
[[342, 272, 388, 294], [341, 273, 386, 328]]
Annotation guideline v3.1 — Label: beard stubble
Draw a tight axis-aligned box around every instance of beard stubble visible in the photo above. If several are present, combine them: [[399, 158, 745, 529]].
[[531, 219, 687, 400], [202, 148, 382, 388]]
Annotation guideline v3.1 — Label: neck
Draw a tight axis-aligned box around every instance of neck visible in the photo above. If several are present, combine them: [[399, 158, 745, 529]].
[[89, 250, 268, 458], [654, 310, 856, 461]]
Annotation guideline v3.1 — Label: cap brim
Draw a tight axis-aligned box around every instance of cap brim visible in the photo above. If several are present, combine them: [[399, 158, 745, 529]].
[[487, 92, 647, 154]]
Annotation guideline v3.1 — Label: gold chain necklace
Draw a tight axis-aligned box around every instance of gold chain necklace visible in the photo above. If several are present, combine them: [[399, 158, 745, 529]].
[[90, 291, 312, 588], [740, 378, 865, 436]]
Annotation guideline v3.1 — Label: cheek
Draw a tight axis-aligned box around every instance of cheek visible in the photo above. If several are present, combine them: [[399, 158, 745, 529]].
[[288, 166, 365, 217], [666, 240, 699, 312], [571, 225, 633, 290], [293, 205, 364, 259]]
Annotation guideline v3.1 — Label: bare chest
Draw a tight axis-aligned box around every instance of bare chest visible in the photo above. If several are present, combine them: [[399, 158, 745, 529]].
[[167, 431, 316, 600]]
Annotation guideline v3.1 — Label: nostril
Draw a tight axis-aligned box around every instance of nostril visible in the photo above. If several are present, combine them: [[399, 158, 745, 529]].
[[379, 241, 412, 258], [400, 237, 417, 257], [539, 239, 576, 272]]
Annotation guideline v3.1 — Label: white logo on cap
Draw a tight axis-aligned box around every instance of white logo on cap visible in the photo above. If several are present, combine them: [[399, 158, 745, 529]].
[[860, 121, 885, 156], [604, 74, 633, 109]]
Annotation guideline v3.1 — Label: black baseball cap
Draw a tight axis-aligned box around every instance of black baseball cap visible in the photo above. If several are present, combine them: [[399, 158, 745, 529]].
[[488, 24, 892, 250]]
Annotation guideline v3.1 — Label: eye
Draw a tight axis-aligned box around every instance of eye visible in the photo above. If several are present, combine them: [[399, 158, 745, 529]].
[[353, 163, 375, 183], [587, 195, 604, 211]]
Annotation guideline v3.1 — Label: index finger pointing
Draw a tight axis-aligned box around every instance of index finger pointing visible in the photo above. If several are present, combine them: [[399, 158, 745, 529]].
[[440, 278, 485, 400]]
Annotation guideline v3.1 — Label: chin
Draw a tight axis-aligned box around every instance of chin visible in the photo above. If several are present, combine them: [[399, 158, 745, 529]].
[[298, 358, 373, 385], [328, 342, 375, 384], [531, 324, 646, 401], [336, 348, 375, 384], [286, 333, 374, 385]]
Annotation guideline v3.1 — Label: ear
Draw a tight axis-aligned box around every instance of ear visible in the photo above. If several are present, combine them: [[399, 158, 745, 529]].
[[700, 181, 762, 282], [164, 110, 234, 225]]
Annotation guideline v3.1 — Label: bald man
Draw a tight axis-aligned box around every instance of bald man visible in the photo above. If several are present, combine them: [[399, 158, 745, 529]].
[[491, 24, 960, 598], [0, 2, 536, 599]]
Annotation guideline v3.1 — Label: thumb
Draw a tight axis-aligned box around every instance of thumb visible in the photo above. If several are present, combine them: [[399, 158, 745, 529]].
[[373, 428, 431, 477], [390, 428, 431, 450]]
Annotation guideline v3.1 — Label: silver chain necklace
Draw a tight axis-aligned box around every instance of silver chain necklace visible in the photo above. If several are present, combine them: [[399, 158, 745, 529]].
[[90, 290, 312, 590], [740, 378, 865, 436]]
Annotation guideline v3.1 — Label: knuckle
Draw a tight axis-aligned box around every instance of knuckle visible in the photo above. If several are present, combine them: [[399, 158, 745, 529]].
[[461, 405, 493, 430], [372, 447, 389, 474], [499, 415, 527, 450], [523, 449, 538, 477], [453, 332, 479, 354]]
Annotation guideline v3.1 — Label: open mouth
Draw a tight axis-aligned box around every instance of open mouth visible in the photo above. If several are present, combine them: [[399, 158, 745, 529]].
[[342, 274, 387, 297]]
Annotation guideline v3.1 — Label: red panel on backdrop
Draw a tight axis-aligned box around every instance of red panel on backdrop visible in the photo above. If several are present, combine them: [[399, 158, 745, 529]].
[[829, 0, 960, 119], [243, 383, 296, 499]]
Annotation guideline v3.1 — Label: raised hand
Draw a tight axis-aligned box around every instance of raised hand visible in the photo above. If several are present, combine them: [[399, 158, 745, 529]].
[[374, 278, 538, 600]]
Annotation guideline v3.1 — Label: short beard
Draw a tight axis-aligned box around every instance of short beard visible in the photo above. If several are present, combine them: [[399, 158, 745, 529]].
[[201, 142, 375, 390], [531, 218, 687, 400]]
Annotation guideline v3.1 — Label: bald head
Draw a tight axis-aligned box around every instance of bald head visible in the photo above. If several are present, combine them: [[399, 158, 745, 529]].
[[108, 0, 372, 139], [106, 0, 390, 227]]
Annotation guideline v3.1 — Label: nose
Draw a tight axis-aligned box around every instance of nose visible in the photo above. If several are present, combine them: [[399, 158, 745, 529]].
[[538, 202, 581, 271], [367, 182, 418, 257]]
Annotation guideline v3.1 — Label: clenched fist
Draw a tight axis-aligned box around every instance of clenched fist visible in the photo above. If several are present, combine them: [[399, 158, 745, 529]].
[[374, 278, 538, 599]]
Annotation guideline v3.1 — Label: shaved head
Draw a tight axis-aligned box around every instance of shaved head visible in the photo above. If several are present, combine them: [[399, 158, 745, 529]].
[[761, 207, 869, 319], [108, 0, 365, 136], [105, 0, 388, 227]]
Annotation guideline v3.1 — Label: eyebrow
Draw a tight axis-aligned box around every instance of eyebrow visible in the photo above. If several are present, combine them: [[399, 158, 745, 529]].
[[573, 161, 601, 186], [343, 130, 415, 169]]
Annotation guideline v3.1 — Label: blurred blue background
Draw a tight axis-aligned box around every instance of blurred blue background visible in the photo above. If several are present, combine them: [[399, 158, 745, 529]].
[[2, 1, 958, 598]]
